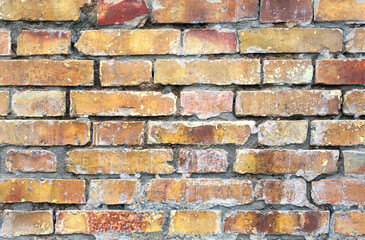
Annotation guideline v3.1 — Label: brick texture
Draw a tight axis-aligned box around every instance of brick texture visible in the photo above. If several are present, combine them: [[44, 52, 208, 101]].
[[315, 0, 365, 22], [260, 0, 312, 22]]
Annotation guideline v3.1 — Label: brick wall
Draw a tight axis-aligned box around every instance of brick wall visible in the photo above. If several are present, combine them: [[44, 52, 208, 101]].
[[0, 0, 364, 239]]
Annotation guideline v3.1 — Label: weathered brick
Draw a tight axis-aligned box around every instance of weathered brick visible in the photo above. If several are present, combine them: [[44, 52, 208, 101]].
[[0, 179, 85, 204], [148, 121, 255, 145], [263, 59, 313, 85], [181, 91, 233, 119], [5, 149, 57, 173], [0, 30, 10, 55], [152, 0, 258, 23], [0, 120, 90, 146], [75, 29, 180, 55], [146, 179, 252, 206], [0, 0, 90, 21], [234, 149, 339, 180], [255, 179, 308, 206], [260, 0, 312, 22], [12, 90, 66, 117], [155, 59, 260, 85], [56, 211, 163, 234], [258, 120, 308, 146], [169, 210, 221, 236], [239, 28, 342, 53], [0, 60, 93, 86], [335, 211, 365, 236], [0, 90, 9, 116], [311, 120, 365, 146], [343, 151, 365, 175], [312, 179, 365, 206], [344, 90, 365, 116], [17, 30, 71, 55], [93, 121, 144, 146], [346, 28, 365, 53], [316, 59, 365, 85], [183, 29, 236, 55], [1, 210, 53, 237], [66, 149, 174, 174], [236, 90, 341, 117], [178, 149, 228, 173], [89, 180, 138, 205], [314, 0, 365, 22], [100, 60, 152, 86], [224, 211, 330, 234], [70, 91, 176, 117]]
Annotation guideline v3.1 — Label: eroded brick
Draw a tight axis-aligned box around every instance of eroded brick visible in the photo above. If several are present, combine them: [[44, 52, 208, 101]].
[[178, 149, 228, 173], [335, 211, 365, 236], [89, 180, 138, 205], [315, 0, 365, 22], [344, 90, 365, 116], [6, 149, 57, 173], [346, 28, 365, 53], [0, 30, 10, 55], [343, 151, 365, 175], [0, 91, 9, 116], [260, 0, 312, 22]]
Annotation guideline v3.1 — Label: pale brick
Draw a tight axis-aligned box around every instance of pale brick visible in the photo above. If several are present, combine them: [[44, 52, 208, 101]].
[[6, 149, 57, 173], [89, 180, 138, 205], [177, 149, 228, 173], [315, 0, 365, 22]]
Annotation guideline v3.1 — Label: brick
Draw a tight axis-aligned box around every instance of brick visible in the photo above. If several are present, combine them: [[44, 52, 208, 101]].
[[335, 211, 365, 236], [155, 59, 260, 85], [263, 59, 313, 85], [75, 29, 180, 55], [89, 180, 138, 205], [93, 121, 144, 146], [183, 29, 236, 55], [17, 30, 71, 55], [152, 0, 258, 23], [0, 91, 9, 116], [98, 0, 149, 26], [0, 30, 10, 55], [146, 179, 253, 206], [314, 0, 365, 22], [70, 91, 176, 117], [100, 60, 151, 86], [1, 210, 53, 237], [224, 211, 330, 234], [12, 90, 66, 117], [180, 91, 233, 119], [312, 180, 365, 206], [0, 120, 90, 146], [148, 121, 255, 145], [0, 0, 90, 21], [5, 149, 57, 173], [0, 178, 85, 204], [0, 60, 93, 86], [56, 211, 163, 234], [346, 28, 365, 52], [239, 28, 342, 53], [169, 210, 221, 236], [234, 149, 339, 180], [260, 0, 312, 22], [255, 179, 308, 206], [311, 120, 365, 146], [343, 151, 365, 175], [177, 149, 228, 173], [344, 90, 365, 116], [236, 90, 341, 117], [66, 149, 174, 174], [258, 120, 308, 146], [316, 59, 365, 85]]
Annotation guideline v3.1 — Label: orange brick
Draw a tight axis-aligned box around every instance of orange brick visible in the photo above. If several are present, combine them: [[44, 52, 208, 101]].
[[155, 59, 260, 85], [260, 0, 312, 22], [224, 211, 330, 234], [66, 149, 174, 174], [335, 211, 365, 236], [181, 91, 233, 119], [344, 90, 365, 116], [312, 179, 365, 206], [93, 121, 144, 146], [75, 29, 180, 55], [236, 90, 341, 116], [178, 149, 228, 173], [0, 60, 93, 86], [234, 149, 339, 180], [343, 151, 365, 175], [0, 90, 9, 116], [0, 120, 90, 146], [146, 179, 252, 206], [5, 149, 57, 173], [70, 91, 176, 117], [239, 28, 342, 53], [100, 60, 152, 86], [0, 30, 10, 55], [346, 28, 365, 53], [12, 90, 66, 117], [315, 0, 365, 21], [17, 30, 71, 55], [169, 210, 221, 236], [1, 210, 53, 237], [89, 179, 138, 205], [0, 178, 85, 204], [148, 121, 255, 145], [56, 211, 163, 234]]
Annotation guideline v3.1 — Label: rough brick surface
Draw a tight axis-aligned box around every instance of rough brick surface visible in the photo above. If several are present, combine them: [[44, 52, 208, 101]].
[[89, 179, 138, 204], [343, 151, 365, 175], [315, 0, 365, 22], [0, 90, 9, 116], [343, 90, 365, 116], [260, 0, 312, 22], [335, 211, 365, 236], [177, 149, 228, 173], [346, 28, 365, 52], [93, 121, 144, 145], [0, 30, 10, 55]]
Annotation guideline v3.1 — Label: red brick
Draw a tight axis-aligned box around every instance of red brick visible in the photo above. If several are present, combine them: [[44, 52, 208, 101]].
[[89, 180, 138, 205], [315, 0, 365, 22], [177, 149, 228, 173], [0, 30, 10, 55], [335, 211, 365, 236], [343, 151, 365, 175], [260, 0, 312, 22], [344, 90, 365, 116], [0, 90, 9, 116]]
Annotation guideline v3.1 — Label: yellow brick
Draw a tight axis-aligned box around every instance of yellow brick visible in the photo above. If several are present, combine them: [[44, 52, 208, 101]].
[[0, 90, 9, 116], [315, 0, 365, 21]]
